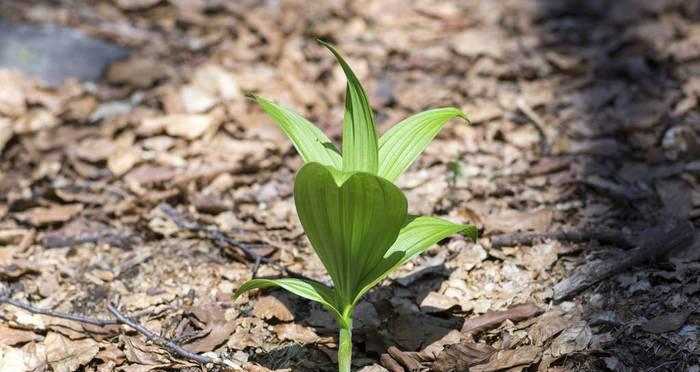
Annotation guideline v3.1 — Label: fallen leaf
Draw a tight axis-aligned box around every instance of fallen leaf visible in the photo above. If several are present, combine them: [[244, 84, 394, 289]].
[[0, 324, 42, 346], [273, 323, 319, 344], [549, 323, 592, 357], [0, 69, 27, 117], [0, 118, 13, 154], [528, 311, 569, 346], [180, 85, 216, 113], [45, 332, 99, 372], [14, 204, 83, 226], [141, 114, 216, 139], [642, 311, 691, 334], [106, 57, 166, 88], [470, 345, 541, 372], [433, 342, 496, 372], [252, 296, 294, 322]]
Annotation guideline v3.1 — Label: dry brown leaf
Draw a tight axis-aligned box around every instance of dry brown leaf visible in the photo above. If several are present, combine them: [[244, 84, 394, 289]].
[[420, 292, 459, 313], [45, 332, 99, 372], [0, 118, 13, 154], [252, 296, 294, 322], [470, 345, 541, 372], [528, 311, 569, 346], [14, 204, 83, 226], [0, 324, 42, 346], [120, 335, 171, 366], [642, 311, 691, 334], [549, 322, 592, 357], [0, 70, 27, 117], [433, 342, 497, 372], [180, 85, 216, 113], [273, 323, 320, 344], [141, 114, 216, 139], [107, 57, 165, 88], [482, 208, 553, 234]]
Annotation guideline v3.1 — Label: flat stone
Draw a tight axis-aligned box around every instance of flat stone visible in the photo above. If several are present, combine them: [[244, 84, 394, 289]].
[[0, 20, 128, 86]]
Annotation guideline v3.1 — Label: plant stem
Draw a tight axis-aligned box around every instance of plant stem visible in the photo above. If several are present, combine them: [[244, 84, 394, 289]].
[[338, 320, 353, 372]]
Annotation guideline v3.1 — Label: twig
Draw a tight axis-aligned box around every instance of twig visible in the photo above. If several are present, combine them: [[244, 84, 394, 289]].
[[388, 346, 422, 372], [516, 98, 550, 156], [0, 295, 240, 368], [106, 303, 213, 364], [380, 353, 405, 372], [0, 295, 119, 326], [160, 203, 311, 280], [490, 229, 636, 249], [553, 220, 695, 302], [461, 302, 543, 335]]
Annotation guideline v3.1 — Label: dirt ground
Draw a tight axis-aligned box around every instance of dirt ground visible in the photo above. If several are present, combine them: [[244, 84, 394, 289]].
[[1, 0, 699, 371]]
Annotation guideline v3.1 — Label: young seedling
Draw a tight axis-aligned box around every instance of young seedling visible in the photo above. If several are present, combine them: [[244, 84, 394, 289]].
[[234, 41, 477, 372]]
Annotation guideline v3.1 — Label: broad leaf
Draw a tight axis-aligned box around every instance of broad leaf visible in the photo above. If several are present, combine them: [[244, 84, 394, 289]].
[[353, 215, 477, 304], [248, 94, 342, 168], [294, 162, 407, 307], [320, 41, 379, 174], [233, 277, 345, 324], [378, 108, 468, 182]]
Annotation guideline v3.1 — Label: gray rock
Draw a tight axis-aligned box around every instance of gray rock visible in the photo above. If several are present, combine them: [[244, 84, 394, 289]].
[[0, 20, 128, 86]]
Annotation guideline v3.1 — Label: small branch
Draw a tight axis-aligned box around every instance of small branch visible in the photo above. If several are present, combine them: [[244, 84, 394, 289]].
[[160, 203, 311, 280], [490, 229, 636, 249], [106, 303, 213, 364], [516, 98, 550, 156], [461, 302, 543, 335], [0, 295, 240, 368], [0, 295, 118, 326], [553, 220, 695, 302]]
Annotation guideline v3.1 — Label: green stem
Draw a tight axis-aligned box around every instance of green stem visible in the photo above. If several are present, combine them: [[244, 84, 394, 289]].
[[338, 320, 353, 372]]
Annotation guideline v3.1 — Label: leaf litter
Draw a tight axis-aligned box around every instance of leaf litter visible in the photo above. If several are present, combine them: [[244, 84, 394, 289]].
[[0, 0, 699, 371]]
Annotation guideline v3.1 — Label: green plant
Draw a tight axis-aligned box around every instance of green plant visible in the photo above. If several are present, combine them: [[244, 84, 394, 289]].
[[234, 41, 477, 372]]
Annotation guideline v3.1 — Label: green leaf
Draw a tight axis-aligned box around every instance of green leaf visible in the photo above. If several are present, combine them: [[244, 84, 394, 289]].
[[248, 94, 342, 168], [233, 277, 344, 323], [353, 216, 477, 304], [294, 162, 407, 307], [378, 108, 469, 182], [319, 40, 379, 174]]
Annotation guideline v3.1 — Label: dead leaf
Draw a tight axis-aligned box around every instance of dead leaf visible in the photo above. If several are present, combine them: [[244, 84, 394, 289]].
[[420, 292, 459, 313], [433, 342, 496, 372], [180, 85, 216, 113], [0, 70, 27, 117], [252, 296, 294, 322], [0, 118, 13, 154], [14, 204, 83, 226], [642, 311, 691, 334], [549, 323, 592, 357], [45, 332, 99, 372], [462, 303, 544, 334], [141, 114, 217, 139], [107, 57, 166, 88], [273, 323, 319, 344], [0, 324, 42, 346], [470, 345, 541, 372], [482, 208, 553, 234], [528, 311, 569, 346]]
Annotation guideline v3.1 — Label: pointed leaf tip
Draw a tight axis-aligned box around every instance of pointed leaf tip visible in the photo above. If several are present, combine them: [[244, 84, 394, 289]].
[[320, 40, 379, 174], [378, 107, 469, 182]]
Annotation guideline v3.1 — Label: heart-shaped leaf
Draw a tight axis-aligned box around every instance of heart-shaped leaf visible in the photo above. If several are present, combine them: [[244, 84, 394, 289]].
[[294, 162, 407, 307]]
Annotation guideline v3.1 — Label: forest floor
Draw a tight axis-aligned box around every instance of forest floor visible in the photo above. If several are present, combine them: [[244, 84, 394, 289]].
[[1, 1, 699, 371]]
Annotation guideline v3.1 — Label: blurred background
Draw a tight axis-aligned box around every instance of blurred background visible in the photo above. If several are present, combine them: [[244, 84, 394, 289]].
[[0, 0, 699, 371]]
